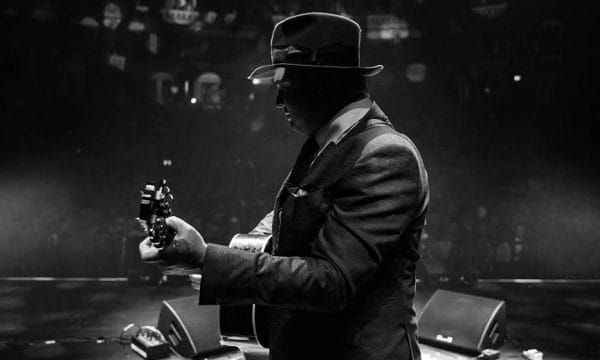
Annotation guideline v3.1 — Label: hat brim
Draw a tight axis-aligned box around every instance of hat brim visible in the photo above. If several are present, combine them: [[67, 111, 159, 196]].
[[248, 63, 383, 80]]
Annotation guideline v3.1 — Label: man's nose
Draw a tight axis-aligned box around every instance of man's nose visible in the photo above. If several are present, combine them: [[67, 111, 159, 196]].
[[276, 89, 285, 108]]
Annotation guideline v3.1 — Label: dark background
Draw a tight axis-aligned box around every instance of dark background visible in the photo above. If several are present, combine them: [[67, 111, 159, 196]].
[[1, 0, 599, 279]]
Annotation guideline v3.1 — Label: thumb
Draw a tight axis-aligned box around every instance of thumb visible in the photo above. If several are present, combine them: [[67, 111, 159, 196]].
[[165, 216, 188, 234], [166, 216, 204, 243]]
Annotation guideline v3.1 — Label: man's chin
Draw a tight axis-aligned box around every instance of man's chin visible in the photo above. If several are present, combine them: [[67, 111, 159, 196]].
[[285, 114, 312, 136], [288, 121, 309, 136]]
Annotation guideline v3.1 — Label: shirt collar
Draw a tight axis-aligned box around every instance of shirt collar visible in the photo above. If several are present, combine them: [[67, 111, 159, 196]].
[[314, 97, 372, 150]]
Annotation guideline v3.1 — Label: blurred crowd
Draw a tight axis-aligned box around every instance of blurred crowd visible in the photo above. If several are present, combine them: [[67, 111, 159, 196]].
[[5, 92, 598, 280], [1, 0, 599, 280]]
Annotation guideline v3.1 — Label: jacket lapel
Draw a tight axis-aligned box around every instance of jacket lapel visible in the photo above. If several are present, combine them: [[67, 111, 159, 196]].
[[300, 101, 391, 189], [271, 101, 391, 253]]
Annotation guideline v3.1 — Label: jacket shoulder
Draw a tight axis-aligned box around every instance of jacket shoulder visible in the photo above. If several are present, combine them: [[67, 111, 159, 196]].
[[343, 121, 423, 164], [360, 131, 419, 159], [341, 123, 429, 200]]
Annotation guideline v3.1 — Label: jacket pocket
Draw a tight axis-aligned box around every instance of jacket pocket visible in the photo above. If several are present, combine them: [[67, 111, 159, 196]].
[[283, 188, 330, 222], [277, 189, 330, 256]]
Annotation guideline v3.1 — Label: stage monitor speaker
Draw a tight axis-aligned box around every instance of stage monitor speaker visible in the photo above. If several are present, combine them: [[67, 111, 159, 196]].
[[417, 290, 506, 355], [156, 296, 244, 359]]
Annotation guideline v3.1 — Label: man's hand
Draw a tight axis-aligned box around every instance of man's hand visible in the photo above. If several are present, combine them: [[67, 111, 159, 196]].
[[138, 216, 207, 275]]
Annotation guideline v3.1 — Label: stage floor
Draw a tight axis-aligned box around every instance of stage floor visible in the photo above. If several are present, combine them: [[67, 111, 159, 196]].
[[0, 279, 598, 359]]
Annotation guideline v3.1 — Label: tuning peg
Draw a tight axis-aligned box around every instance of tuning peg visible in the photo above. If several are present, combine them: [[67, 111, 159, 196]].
[[135, 217, 149, 232]]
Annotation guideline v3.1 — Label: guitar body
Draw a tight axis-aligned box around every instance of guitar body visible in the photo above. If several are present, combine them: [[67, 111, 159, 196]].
[[137, 181, 269, 347], [219, 233, 272, 348]]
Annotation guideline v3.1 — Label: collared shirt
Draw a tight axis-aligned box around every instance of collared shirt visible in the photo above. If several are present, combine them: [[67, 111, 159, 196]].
[[313, 97, 372, 160]]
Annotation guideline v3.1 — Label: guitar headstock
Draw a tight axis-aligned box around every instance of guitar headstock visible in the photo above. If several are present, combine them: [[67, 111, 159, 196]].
[[137, 179, 175, 249]]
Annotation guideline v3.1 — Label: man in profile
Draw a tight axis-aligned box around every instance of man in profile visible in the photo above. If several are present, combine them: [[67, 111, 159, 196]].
[[140, 12, 429, 360]]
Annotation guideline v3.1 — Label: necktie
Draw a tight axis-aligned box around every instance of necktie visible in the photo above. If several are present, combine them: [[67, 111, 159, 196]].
[[288, 136, 319, 186], [271, 136, 319, 254]]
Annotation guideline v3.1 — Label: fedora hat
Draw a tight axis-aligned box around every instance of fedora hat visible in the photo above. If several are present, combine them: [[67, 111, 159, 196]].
[[248, 12, 383, 80]]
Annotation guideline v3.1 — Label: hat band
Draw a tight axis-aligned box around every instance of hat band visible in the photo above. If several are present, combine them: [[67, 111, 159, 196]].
[[271, 43, 359, 67]]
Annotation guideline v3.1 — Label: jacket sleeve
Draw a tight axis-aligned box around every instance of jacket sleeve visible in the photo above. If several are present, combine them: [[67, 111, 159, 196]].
[[199, 134, 423, 312]]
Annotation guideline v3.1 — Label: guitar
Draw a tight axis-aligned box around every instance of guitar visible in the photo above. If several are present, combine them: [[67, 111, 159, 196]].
[[137, 179, 271, 347], [137, 179, 176, 249], [219, 233, 272, 348]]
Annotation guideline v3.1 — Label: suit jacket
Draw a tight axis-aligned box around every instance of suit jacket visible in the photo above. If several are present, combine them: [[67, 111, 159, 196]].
[[199, 102, 429, 360]]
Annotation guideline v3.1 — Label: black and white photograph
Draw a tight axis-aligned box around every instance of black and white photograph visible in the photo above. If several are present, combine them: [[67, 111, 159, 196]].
[[0, 1, 598, 359]]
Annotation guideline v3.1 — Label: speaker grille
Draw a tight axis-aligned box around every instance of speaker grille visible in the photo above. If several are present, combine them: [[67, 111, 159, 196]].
[[156, 296, 221, 358], [417, 290, 506, 354]]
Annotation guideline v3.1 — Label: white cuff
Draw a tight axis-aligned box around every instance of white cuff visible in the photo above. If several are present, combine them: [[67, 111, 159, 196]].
[[189, 274, 202, 291]]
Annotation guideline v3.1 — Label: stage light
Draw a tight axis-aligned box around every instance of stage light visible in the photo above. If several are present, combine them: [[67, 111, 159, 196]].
[[128, 19, 146, 33], [406, 63, 426, 83], [366, 15, 409, 41], [190, 97, 197, 104], [193, 72, 223, 109], [80, 16, 100, 28], [252, 78, 260, 85], [103, 2, 122, 30], [513, 75, 522, 82]]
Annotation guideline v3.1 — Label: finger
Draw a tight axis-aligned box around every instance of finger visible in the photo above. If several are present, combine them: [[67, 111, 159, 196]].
[[139, 237, 154, 253], [165, 216, 188, 233], [139, 237, 161, 262]]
